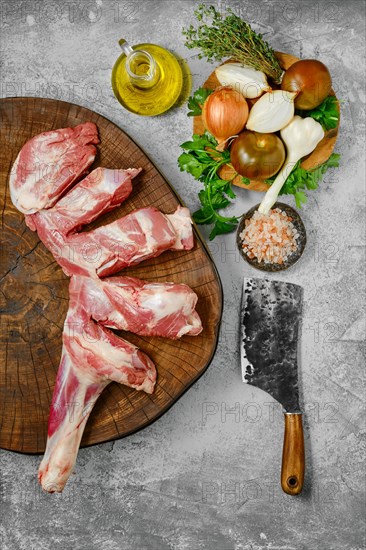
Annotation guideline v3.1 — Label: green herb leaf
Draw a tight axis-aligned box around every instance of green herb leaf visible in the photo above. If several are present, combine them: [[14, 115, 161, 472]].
[[211, 179, 236, 199], [210, 192, 231, 211], [296, 96, 340, 131], [323, 153, 341, 167], [294, 191, 308, 208], [209, 218, 238, 241], [177, 152, 205, 179], [187, 87, 214, 116], [267, 153, 341, 207], [180, 132, 216, 151], [178, 131, 239, 239], [179, 130, 340, 237], [182, 4, 283, 83], [192, 205, 215, 225]]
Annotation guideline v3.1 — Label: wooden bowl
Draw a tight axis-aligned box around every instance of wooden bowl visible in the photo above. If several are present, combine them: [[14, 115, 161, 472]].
[[236, 202, 307, 272], [193, 52, 340, 192]]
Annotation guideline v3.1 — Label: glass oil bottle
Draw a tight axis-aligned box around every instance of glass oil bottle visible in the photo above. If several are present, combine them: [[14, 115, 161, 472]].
[[112, 40, 184, 116]]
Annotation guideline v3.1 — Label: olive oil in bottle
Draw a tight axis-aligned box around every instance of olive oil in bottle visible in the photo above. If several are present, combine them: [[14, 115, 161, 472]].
[[112, 40, 184, 116]]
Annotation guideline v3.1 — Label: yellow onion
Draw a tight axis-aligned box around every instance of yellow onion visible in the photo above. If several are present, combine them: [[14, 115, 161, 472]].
[[202, 87, 249, 151]]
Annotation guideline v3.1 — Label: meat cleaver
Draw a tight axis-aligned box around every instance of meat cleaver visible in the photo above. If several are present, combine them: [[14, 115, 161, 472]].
[[241, 278, 305, 495]]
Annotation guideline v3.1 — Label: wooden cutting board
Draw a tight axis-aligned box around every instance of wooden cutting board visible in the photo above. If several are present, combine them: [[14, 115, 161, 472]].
[[193, 52, 340, 191], [0, 97, 222, 454]]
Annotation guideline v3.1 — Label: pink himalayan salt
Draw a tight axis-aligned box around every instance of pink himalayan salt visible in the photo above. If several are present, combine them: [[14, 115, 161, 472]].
[[240, 208, 299, 265]]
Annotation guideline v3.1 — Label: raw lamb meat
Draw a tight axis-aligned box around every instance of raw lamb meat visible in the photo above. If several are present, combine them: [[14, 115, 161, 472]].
[[38, 293, 156, 492], [30, 205, 194, 278], [70, 275, 203, 338], [26, 166, 141, 233], [10, 122, 99, 214], [10, 122, 201, 493]]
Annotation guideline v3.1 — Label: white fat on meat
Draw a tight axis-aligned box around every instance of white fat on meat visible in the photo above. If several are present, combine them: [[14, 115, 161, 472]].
[[10, 122, 99, 214], [71, 276, 203, 339], [38, 303, 156, 492], [166, 206, 194, 250], [9, 123, 201, 493]]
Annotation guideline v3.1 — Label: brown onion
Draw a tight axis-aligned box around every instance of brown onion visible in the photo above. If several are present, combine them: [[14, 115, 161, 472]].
[[202, 87, 249, 151], [231, 131, 285, 179], [281, 59, 332, 110]]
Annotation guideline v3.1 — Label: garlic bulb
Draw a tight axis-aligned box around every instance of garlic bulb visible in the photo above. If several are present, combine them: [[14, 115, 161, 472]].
[[258, 116, 325, 214], [215, 63, 271, 99], [246, 90, 297, 133]]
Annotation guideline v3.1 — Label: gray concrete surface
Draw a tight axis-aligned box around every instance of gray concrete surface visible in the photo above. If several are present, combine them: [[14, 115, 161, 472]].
[[1, 0, 365, 549]]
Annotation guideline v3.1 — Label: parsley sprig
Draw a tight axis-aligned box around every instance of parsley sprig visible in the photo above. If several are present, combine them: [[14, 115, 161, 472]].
[[296, 96, 340, 131], [265, 153, 341, 208], [178, 132, 247, 240], [187, 87, 213, 116], [178, 133, 340, 237]]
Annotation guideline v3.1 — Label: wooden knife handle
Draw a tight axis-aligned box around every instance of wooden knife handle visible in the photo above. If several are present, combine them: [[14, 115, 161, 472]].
[[281, 413, 305, 495]]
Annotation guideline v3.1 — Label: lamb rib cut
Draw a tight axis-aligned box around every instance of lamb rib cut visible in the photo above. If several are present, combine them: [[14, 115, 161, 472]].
[[10, 122, 99, 214], [92, 205, 194, 277], [9, 122, 201, 493], [70, 275, 203, 339], [25, 166, 141, 233], [38, 292, 156, 493], [31, 205, 194, 278]]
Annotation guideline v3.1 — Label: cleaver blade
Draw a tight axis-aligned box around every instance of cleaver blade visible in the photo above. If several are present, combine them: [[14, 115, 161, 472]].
[[241, 278, 305, 495]]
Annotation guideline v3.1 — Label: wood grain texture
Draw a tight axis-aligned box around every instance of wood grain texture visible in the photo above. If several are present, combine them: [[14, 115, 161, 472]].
[[0, 97, 222, 454], [281, 413, 305, 495], [193, 52, 340, 191]]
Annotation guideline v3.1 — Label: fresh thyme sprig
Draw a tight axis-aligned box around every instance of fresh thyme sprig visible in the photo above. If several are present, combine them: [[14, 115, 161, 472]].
[[183, 4, 283, 83]]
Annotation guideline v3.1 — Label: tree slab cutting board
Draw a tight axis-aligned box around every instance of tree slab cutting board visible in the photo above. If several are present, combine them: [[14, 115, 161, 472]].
[[0, 97, 222, 454]]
